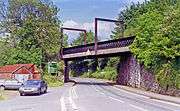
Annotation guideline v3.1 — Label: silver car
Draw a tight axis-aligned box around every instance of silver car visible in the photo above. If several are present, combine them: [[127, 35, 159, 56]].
[[0, 79, 23, 90], [19, 80, 47, 96]]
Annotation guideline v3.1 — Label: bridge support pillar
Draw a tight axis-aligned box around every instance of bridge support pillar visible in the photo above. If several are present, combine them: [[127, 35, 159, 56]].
[[64, 60, 69, 83], [117, 54, 141, 88]]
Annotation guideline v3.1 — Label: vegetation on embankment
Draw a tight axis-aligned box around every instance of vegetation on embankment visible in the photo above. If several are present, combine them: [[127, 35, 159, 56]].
[[43, 62, 64, 87], [70, 57, 119, 82], [43, 74, 63, 87], [81, 67, 117, 81], [115, 0, 180, 90]]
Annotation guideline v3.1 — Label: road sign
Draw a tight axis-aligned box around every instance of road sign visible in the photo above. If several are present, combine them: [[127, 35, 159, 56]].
[[48, 62, 58, 74]]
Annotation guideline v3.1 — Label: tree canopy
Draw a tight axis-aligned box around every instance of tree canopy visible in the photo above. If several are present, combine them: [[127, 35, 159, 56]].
[[0, 0, 62, 67], [113, 0, 180, 89], [71, 30, 94, 46]]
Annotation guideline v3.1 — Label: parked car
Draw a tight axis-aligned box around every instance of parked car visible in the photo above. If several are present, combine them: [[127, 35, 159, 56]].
[[19, 80, 47, 96], [0, 79, 23, 90]]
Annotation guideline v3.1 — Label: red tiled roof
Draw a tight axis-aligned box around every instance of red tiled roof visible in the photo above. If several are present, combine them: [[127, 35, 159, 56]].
[[0, 64, 34, 73]]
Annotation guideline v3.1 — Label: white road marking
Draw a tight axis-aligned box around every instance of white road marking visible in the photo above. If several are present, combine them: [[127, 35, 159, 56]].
[[130, 104, 149, 111], [152, 99, 180, 108], [69, 88, 78, 110], [60, 97, 67, 111], [100, 92, 105, 95], [69, 96, 78, 110], [72, 86, 78, 99], [113, 86, 149, 99], [109, 96, 124, 103], [89, 81, 106, 96]]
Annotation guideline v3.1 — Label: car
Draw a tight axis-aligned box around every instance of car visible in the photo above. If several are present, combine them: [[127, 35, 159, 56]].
[[19, 80, 47, 96], [0, 79, 23, 90]]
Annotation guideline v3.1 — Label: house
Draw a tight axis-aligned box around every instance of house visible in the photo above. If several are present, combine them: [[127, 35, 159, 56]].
[[0, 64, 41, 83]]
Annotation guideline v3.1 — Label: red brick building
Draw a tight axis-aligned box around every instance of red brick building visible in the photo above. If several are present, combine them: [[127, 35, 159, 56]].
[[0, 64, 41, 82]]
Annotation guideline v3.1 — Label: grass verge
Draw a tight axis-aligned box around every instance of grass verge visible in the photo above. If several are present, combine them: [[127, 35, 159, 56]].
[[0, 91, 5, 100], [43, 74, 63, 87]]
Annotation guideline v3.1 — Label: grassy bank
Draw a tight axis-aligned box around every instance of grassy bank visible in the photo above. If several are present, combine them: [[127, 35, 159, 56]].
[[43, 74, 63, 87], [0, 91, 5, 100], [81, 67, 117, 81]]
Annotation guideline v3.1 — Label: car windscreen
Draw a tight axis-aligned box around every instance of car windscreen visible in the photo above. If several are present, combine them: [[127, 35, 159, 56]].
[[25, 81, 40, 86]]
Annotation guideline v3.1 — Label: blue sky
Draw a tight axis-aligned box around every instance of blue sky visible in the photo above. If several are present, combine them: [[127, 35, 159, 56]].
[[52, 0, 145, 23], [0, 0, 146, 41], [51, 0, 146, 42]]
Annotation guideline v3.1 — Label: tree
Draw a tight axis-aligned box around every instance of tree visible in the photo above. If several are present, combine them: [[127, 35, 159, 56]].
[[114, 0, 180, 89], [0, 0, 62, 69], [71, 30, 94, 46]]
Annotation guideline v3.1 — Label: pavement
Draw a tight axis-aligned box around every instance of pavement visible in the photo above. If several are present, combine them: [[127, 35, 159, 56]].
[[114, 84, 180, 105], [60, 77, 180, 111]]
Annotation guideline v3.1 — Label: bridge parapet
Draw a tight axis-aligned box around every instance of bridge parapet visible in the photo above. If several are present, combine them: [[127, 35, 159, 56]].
[[61, 36, 135, 59]]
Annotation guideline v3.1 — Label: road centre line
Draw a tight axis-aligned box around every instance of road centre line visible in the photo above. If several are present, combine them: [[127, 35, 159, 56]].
[[69, 88, 78, 110], [108, 96, 124, 103], [88, 80, 100, 92], [72, 86, 78, 99], [130, 104, 149, 111], [60, 97, 67, 111], [113, 86, 149, 99], [69, 96, 78, 110]]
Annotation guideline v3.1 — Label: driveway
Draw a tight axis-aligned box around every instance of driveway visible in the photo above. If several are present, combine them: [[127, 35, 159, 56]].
[[0, 84, 72, 111]]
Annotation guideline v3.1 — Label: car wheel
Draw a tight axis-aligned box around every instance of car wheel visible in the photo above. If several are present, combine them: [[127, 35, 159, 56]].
[[38, 89, 41, 95], [20, 93, 24, 96], [44, 88, 47, 93], [0, 86, 5, 90]]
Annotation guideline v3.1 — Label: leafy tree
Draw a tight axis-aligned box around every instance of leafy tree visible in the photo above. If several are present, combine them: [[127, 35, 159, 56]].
[[114, 0, 180, 89], [71, 30, 94, 46], [0, 0, 62, 69]]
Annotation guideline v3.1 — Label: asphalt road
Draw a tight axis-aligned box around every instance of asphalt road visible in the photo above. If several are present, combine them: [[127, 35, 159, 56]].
[[61, 78, 180, 111], [0, 78, 180, 111], [0, 83, 73, 111]]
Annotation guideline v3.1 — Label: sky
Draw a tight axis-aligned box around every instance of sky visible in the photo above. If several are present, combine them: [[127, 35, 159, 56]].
[[51, 0, 146, 42], [0, 0, 146, 42]]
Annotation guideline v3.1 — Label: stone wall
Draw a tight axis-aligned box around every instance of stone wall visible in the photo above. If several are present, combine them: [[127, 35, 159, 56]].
[[117, 54, 158, 90], [117, 54, 141, 88]]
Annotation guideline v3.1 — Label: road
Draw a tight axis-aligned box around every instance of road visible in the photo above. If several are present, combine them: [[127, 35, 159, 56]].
[[0, 78, 180, 111], [0, 83, 73, 111], [61, 78, 180, 111]]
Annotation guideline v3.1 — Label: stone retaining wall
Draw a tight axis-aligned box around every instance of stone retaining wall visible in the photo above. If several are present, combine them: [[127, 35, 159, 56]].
[[116, 54, 180, 96]]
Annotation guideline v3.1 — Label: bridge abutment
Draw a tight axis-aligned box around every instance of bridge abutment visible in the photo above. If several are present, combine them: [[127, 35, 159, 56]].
[[117, 54, 159, 91], [117, 54, 141, 87], [64, 60, 69, 83]]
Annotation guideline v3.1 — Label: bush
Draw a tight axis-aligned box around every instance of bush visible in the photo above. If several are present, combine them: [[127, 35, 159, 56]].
[[43, 74, 63, 87], [81, 67, 117, 81]]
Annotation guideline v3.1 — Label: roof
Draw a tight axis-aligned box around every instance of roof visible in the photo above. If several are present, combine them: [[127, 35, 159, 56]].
[[0, 64, 34, 73]]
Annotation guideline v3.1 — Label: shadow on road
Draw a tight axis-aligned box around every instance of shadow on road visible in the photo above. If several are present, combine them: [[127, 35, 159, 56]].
[[72, 80, 116, 86]]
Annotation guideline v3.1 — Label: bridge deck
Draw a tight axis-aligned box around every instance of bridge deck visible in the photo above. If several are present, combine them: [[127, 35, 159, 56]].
[[61, 36, 135, 60]]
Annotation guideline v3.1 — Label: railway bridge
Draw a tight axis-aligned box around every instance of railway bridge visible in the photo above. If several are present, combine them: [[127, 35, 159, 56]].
[[60, 18, 155, 90]]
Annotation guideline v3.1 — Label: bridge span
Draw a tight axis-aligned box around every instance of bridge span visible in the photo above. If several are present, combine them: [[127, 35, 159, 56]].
[[61, 36, 135, 60]]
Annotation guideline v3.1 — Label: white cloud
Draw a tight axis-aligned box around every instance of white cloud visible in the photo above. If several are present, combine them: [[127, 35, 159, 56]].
[[63, 20, 116, 43], [63, 20, 79, 28]]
